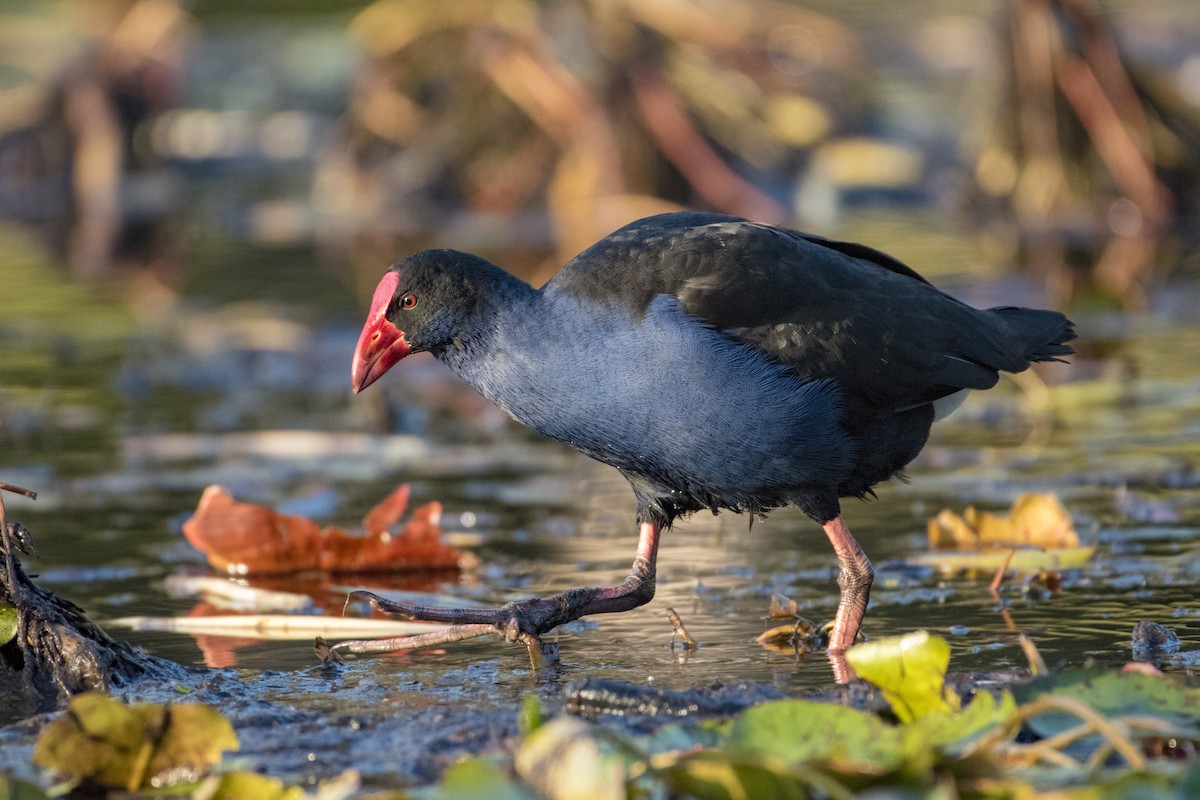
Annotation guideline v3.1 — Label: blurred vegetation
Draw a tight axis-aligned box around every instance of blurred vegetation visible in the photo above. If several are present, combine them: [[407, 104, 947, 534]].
[[971, 0, 1200, 307], [321, 0, 868, 281], [18, 632, 1200, 797], [1, 0, 1197, 305]]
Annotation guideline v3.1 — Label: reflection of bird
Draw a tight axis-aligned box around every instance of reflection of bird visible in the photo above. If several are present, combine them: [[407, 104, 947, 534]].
[[347, 211, 1075, 676]]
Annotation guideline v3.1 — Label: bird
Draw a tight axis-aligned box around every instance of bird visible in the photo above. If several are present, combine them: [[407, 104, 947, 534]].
[[342, 211, 1075, 673]]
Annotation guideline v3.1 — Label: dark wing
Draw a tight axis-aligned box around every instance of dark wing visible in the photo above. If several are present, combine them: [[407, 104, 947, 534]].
[[547, 212, 1074, 425]]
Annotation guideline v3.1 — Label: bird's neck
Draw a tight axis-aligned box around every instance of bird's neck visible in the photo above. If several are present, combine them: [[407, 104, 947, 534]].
[[435, 271, 540, 381], [437, 284, 596, 436]]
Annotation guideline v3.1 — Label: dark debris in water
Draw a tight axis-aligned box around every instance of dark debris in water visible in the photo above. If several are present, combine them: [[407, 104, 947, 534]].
[[0, 515, 187, 722], [1130, 620, 1200, 669], [565, 678, 789, 722]]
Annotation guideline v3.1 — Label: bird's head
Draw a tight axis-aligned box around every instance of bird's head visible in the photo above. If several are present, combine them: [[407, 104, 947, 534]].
[[351, 250, 497, 393]]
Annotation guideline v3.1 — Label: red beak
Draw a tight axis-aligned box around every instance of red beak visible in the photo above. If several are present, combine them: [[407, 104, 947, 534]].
[[352, 272, 412, 393]]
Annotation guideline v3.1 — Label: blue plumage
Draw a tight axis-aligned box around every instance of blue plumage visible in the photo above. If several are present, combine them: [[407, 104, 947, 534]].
[[348, 212, 1076, 662]]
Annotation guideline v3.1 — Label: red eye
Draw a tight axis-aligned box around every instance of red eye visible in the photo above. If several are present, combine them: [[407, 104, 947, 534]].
[[401, 294, 417, 310]]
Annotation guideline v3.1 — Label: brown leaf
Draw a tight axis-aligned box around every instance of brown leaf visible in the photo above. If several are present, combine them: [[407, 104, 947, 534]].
[[182, 486, 323, 575], [755, 618, 819, 654], [767, 593, 799, 620], [319, 500, 460, 573], [362, 483, 410, 537], [926, 492, 1079, 551], [182, 485, 463, 576]]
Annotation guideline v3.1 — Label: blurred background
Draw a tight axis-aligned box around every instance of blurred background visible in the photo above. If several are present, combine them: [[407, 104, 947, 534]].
[[2, 0, 1200, 707], [3, 0, 1199, 307]]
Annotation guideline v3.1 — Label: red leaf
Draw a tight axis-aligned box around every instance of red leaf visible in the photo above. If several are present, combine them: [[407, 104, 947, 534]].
[[363, 483, 410, 537], [182, 486, 323, 574], [182, 484, 464, 576], [320, 501, 460, 573]]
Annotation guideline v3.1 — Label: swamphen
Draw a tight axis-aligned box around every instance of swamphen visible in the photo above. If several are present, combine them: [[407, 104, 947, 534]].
[[345, 212, 1075, 670]]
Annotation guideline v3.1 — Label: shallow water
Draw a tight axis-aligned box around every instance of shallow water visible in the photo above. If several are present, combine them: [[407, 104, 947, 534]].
[[2, 234, 1198, 697], [0, 0, 1198, 786]]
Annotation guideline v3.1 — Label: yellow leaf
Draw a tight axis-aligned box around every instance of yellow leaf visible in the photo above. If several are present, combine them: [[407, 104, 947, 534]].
[[845, 631, 958, 723], [926, 493, 1079, 551], [909, 546, 1095, 575]]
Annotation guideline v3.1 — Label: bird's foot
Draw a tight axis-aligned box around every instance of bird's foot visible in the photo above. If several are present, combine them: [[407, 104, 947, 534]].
[[322, 524, 661, 669], [331, 590, 609, 669], [322, 582, 651, 670]]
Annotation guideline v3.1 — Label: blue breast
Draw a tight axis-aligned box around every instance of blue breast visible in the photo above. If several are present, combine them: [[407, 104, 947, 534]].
[[449, 292, 857, 500]]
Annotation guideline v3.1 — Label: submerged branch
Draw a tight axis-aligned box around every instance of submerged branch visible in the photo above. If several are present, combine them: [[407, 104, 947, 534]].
[[0, 503, 183, 714]]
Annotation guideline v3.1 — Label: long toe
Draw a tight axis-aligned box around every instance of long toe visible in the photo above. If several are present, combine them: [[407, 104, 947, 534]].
[[352, 590, 507, 626]]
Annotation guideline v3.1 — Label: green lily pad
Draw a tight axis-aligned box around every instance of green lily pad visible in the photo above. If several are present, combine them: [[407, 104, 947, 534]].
[[727, 699, 905, 773], [0, 604, 17, 646], [210, 772, 305, 800], [1030, 761, 1200, 799], [0, 774, 51, 800], [905, 689, 1017, 755], [1014, 669, 1200, 740], [845, 631, 957, 723], [32, 693, 238, 791], [661, 749, 821, 800], [643, 718, 726, 756], [439, 757, 537, 800]]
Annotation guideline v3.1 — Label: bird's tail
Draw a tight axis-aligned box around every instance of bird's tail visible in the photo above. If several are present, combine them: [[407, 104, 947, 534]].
[[990, 307, 1077, 364]]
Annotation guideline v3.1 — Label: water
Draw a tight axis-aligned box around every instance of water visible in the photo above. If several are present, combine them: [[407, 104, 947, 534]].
[[2, 0, 1199, 781], [3, 244, 1198, 683], [3, 219, 1200, 784]]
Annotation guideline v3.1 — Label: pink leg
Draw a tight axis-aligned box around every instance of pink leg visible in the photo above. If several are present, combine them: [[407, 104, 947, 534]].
[[574, 521, 661, 613], [822, 516, 874, 653], [327, 522, 662, 658]]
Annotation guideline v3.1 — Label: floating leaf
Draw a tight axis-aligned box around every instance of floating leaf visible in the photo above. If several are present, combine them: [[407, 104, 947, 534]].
[[1014, 670, 1200, 740], [209, 771, 305, 800], [756, 594, 820, 653], [754, 619, 819, 654], [642, 718, 727, 757], [362, 483, 412, 536], [766, 593, 799, 619], [0, 603, 17, 646], [908, 546, 1095, 575], [182, 484, 462, 575], [727, 699, 905, 773], [515, 717, 629, 800], [904, 689, 1017, 755], [0, 774, 51, 800], [916, 494, 1090, 576], [319, 495, 454, 573], [927, 493, 1079, 551], [32, 693, 237, 791], [439, 755, 538, 800], [661, 749, 821, 800], [845, 631, 957, 723], [182, 485, 324, 574]]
